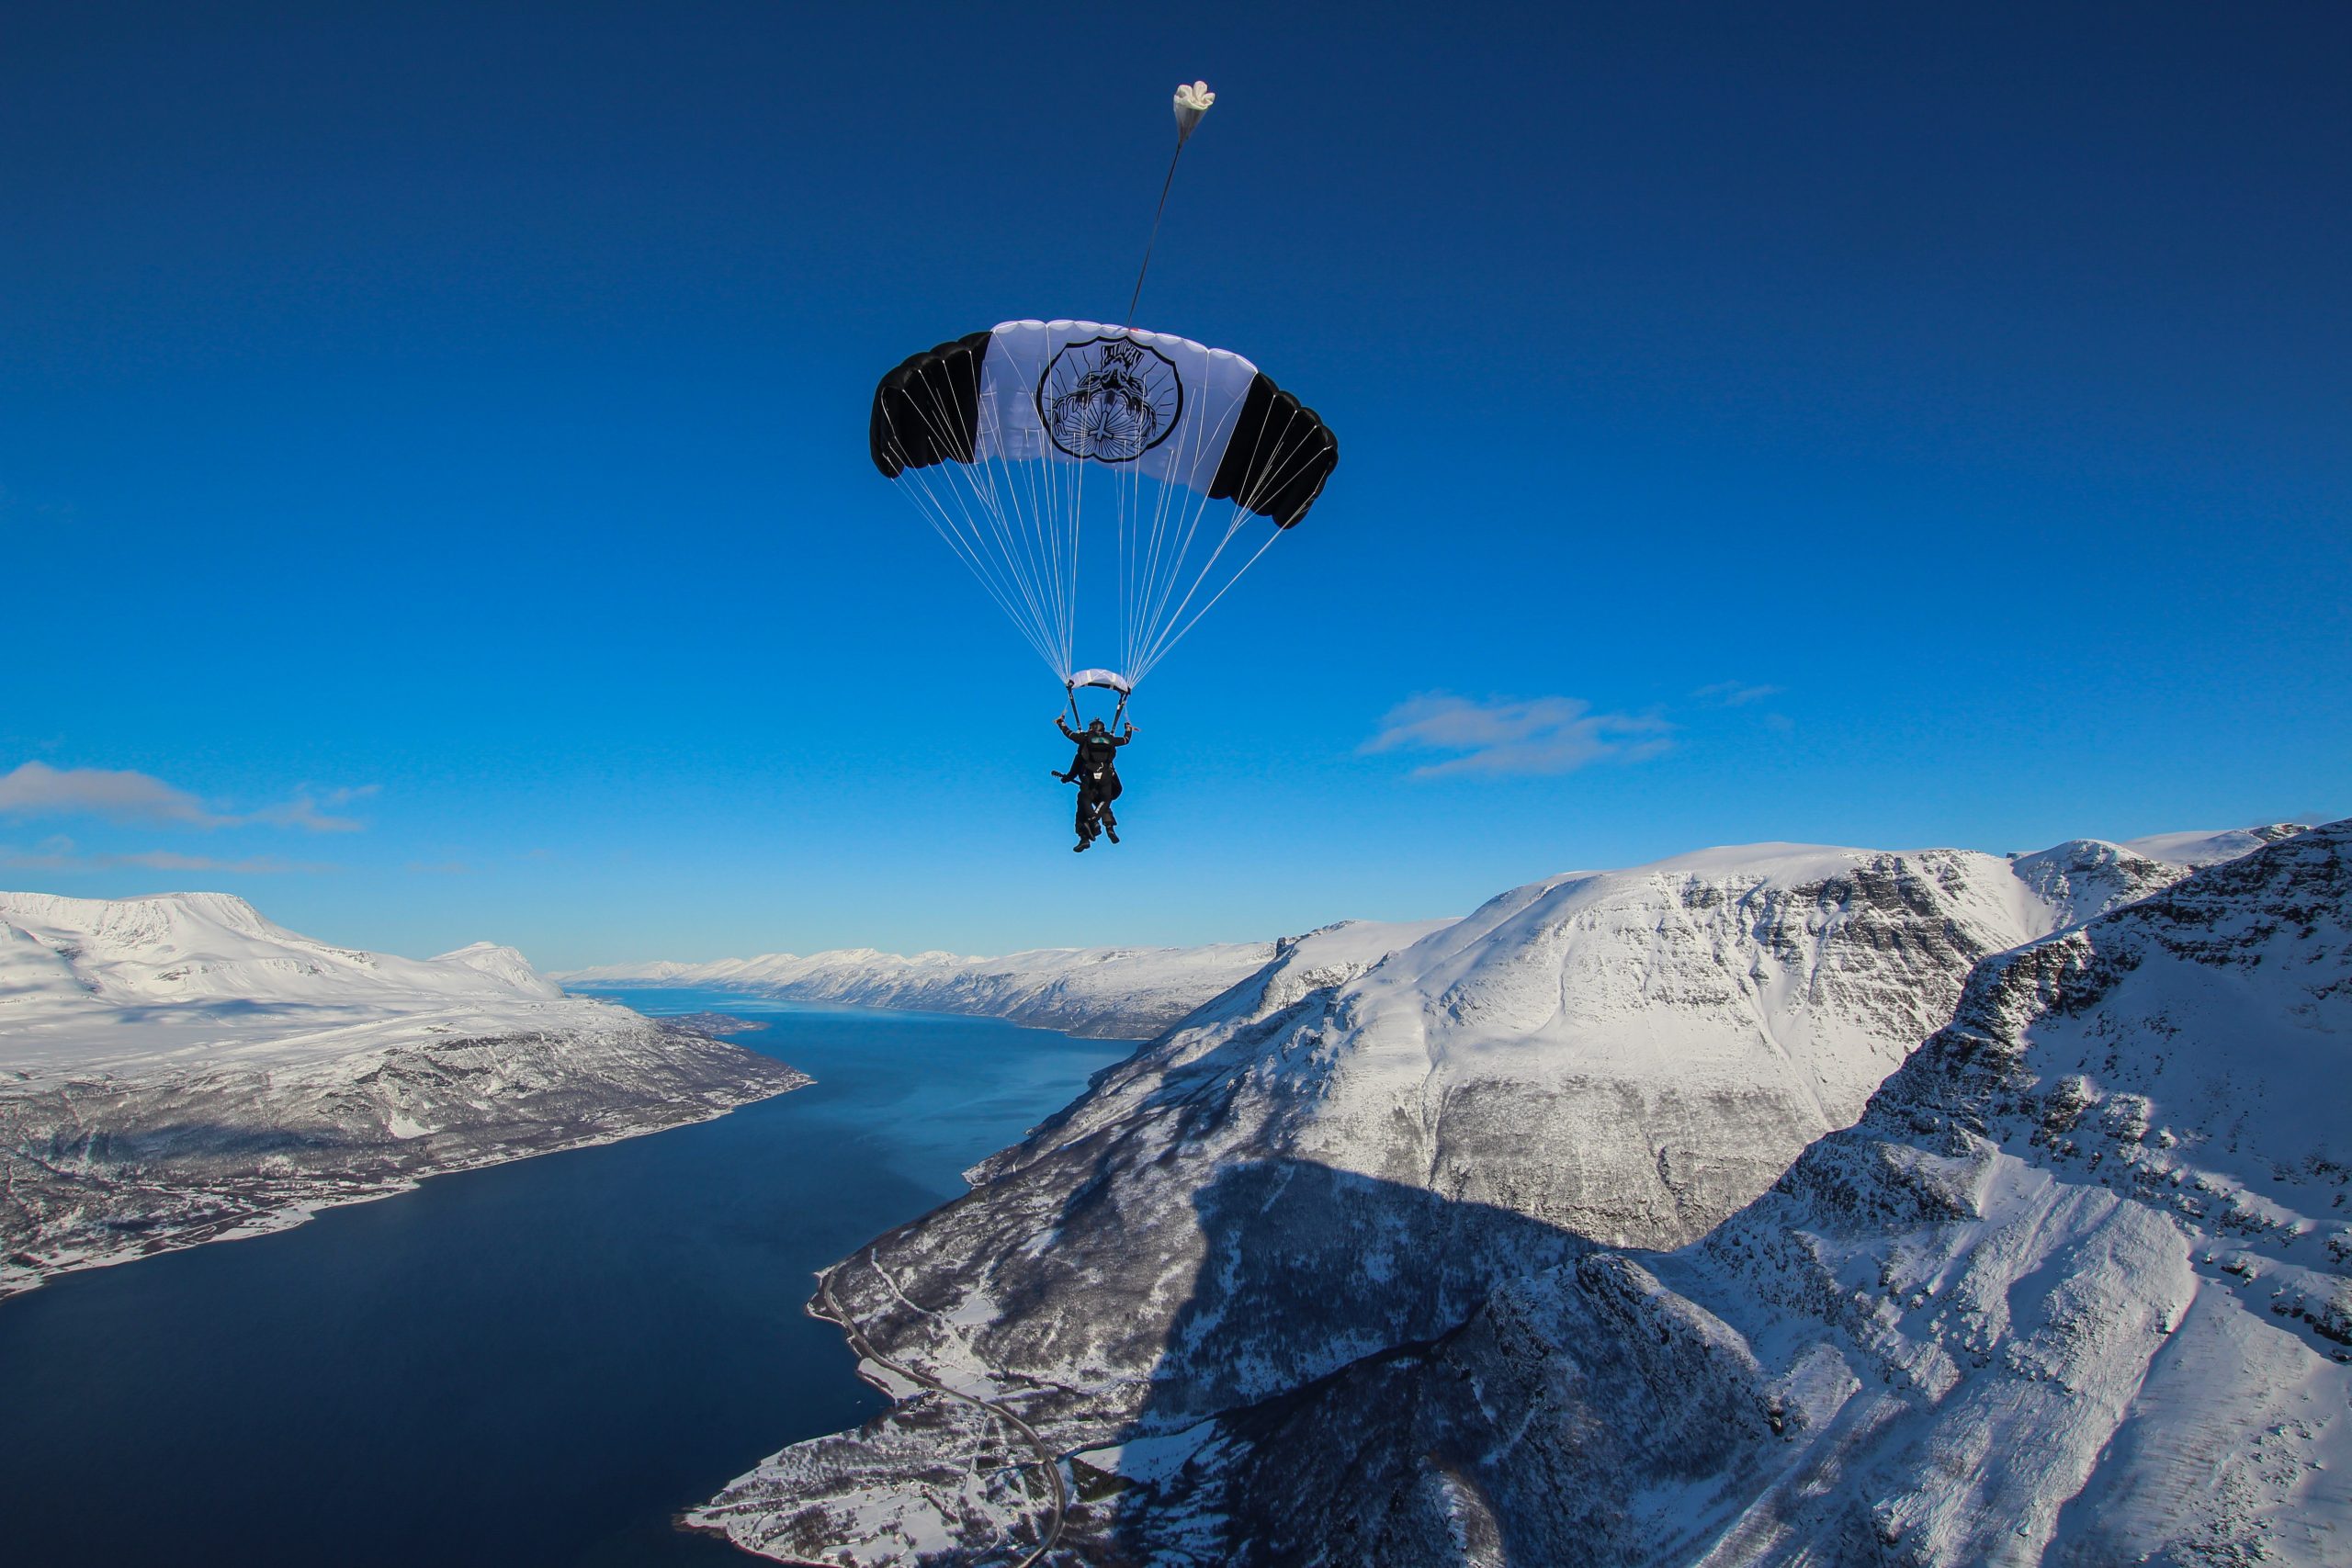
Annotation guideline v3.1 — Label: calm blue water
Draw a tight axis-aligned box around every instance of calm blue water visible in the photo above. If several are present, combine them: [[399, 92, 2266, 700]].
[[0, 990, 1129, 1567]]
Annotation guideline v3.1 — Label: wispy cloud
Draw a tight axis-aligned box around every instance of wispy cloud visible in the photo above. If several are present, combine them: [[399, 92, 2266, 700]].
[[0, 762, 227, 827], [0, 837, 334, 874], [245, 790, 369, 833], [1692, 681, 1783, 707], [0, 762, 370, 832], [1363, 694, 1673, 777]]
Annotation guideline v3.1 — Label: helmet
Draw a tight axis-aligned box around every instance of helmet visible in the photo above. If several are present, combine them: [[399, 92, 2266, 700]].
[[1088, 717, 1107, 733]]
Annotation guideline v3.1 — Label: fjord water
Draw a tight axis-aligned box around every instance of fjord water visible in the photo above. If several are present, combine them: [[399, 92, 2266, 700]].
[[0, 989, 1129, 1566]]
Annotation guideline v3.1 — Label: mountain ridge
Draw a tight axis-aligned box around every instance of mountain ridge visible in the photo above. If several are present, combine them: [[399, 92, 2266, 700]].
[[560, 829, 2276, 1044], [689, 829, 2311, 1563]]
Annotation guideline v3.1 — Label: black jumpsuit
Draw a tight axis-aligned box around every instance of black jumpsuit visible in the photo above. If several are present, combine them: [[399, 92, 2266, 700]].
[[1057, 720, 1129, 842]]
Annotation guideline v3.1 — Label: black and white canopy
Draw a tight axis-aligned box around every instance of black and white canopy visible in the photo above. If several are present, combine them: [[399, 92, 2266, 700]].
[[869, 320, 1338, 688]]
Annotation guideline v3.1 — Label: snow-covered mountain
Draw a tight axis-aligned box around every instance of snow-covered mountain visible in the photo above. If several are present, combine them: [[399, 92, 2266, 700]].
[[691, 832, 2242, 1563], [558, 939, 1313, 1040], [0, 890, 577, 1075], [1091, 820, 2352, 1565], [2121, 820, 2312, 867], [1, 891, 806, 1298]]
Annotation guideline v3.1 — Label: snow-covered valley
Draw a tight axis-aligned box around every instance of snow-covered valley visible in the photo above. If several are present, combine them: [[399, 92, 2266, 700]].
[[688, 823, 2348, 1567], [0, 891, 808, 1299]]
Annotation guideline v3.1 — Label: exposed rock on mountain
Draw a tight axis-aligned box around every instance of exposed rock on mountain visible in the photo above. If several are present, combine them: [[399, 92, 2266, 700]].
[[0, 892, 805, 1299], [1111, 820, 2351, 1565], [696, 836, 2252, 1564]]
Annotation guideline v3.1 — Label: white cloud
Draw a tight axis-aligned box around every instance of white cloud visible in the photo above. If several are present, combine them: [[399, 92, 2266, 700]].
[[0, 762, 368, 832], [1363, 694, 1673, 778], [0, 836, 331, 874], [244, 792, 368, 833], [1692, 681, 1783, 707], [0, 761, 228, 827]]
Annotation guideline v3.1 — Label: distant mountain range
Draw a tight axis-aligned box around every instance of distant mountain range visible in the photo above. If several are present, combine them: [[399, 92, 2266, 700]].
[[556, 828, 2296, 1043], [556, 938, 1335, 1040], [687, 822, 2348, 1568], [0, 890, 806, 1298]]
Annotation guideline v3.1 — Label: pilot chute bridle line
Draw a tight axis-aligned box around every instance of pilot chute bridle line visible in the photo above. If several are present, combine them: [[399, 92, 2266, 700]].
[[1126, 80, 1216, 329]]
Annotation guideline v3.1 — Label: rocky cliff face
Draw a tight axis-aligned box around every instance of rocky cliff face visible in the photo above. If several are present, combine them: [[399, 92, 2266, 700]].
[[694, 836, 2219, 1565]]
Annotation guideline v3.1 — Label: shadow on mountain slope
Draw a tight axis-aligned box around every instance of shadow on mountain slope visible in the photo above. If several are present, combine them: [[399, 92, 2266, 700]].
[[1078, 1158, 1769, 1568]]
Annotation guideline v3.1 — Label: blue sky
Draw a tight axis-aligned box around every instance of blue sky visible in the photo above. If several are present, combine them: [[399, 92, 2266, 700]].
[[5, 2, 2346, 967]]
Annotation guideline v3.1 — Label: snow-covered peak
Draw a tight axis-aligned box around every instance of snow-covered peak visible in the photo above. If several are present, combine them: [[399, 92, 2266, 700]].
[[2007, 836, 2188, 930], [0, 888, 299, 955], [0, 889, 597, 1078], [0, 890, 559, 1012], [554, 958, 704, 985], [2120, 820, 2312, 866], [426, 942, 561, 998]]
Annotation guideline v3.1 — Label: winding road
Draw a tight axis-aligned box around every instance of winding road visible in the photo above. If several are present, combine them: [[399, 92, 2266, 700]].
[[815, 1258, 1069, 1568]]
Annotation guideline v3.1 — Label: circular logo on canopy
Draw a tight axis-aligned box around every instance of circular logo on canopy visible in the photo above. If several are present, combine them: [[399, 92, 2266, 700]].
[[1037, 336, 1184, 462]]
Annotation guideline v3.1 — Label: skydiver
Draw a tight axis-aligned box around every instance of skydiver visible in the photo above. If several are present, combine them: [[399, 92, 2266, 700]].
[[1054, 715, 1133, 852]]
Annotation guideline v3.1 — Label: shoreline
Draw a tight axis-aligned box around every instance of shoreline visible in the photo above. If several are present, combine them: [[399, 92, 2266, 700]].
[[1, 1055, 810, 1303]]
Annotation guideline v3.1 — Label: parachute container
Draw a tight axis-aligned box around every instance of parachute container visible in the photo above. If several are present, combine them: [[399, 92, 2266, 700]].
[[871, 320, 1337, 690]]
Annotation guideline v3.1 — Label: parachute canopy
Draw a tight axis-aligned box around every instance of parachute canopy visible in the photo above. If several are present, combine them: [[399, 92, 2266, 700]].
[[870, 320, 1337, 689]]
